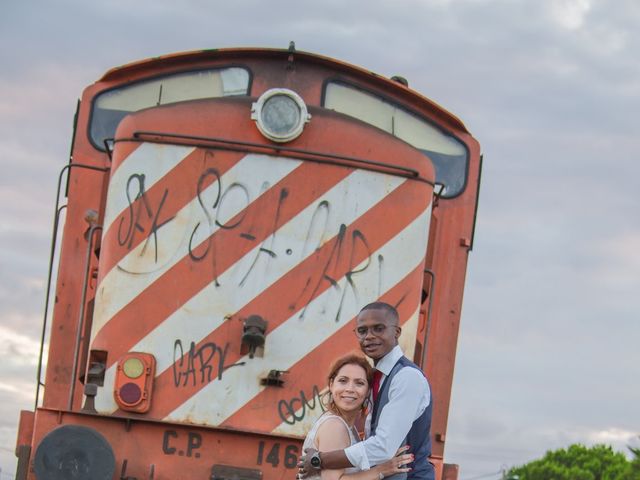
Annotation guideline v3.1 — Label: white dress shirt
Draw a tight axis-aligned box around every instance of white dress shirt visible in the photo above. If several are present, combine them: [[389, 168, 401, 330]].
[[344, 345, 430, 470]]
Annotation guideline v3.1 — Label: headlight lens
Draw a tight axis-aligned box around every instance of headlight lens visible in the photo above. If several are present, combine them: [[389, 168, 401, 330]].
[[122, 357, 144, 378], [119, 382, 143, 405], [251, 88, 311, 142]]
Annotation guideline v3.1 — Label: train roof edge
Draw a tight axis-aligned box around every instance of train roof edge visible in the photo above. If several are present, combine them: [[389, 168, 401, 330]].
[[97, 46, 471, 135]]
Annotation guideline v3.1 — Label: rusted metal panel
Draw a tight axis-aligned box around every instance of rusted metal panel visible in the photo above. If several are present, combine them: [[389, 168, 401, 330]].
[[15, 410, 35, 480], [28, 48, 481, 480], [29, 408, 301, 480], [89, 100, 435, 435], [442, 463, 460, 480]]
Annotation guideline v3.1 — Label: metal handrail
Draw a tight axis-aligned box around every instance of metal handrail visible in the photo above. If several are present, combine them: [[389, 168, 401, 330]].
[[35, 163, 108, 409], [420, 268, 436, 370], [68, 224, 102, 410], [128, 130, 435, 185], [35, 203, 67, 403]]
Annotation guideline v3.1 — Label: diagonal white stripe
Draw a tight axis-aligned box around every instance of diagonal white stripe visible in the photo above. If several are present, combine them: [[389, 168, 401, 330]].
[[103, 143, 196, 231], [132, 168, 406, 373], [165, 206, 431, 427], [91, 152, 301, 340], [93, 166, 408, 413]]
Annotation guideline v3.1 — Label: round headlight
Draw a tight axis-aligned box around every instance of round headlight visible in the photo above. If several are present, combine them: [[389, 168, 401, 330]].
[[251, 88, 311, 142]]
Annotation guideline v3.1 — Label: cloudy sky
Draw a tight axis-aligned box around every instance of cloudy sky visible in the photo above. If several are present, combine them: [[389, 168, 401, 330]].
[[1, 0, 639, 478]]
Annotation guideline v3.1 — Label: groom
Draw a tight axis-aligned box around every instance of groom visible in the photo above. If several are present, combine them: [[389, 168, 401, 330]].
[[300, 302, 435, 480]]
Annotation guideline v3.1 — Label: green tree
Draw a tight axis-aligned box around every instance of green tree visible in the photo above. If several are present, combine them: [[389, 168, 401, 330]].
[[507, 443, 639, 480], [619, 444, 640, 480]]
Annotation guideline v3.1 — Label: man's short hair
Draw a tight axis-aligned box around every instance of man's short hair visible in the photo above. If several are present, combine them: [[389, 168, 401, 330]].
[[359, 302, 399, 324]]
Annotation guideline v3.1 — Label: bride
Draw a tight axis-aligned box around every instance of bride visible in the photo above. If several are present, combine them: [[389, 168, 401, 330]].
[[302, 353, 413, 480]]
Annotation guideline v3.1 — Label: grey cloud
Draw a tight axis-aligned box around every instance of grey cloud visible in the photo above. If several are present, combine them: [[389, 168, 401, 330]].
[[1, 0, 639, 478]]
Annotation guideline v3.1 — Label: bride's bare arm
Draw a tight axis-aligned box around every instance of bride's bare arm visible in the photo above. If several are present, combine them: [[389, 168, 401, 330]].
[[313, 418, 352, 480]]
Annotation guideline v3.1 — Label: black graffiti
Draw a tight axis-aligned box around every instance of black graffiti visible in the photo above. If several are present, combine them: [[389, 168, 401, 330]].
[[172, 339, 245, 387], [117, 173, 174, 263], [165, 162, 381, 324], [277, 385, 325, 425], [216, 182, 251, 229], [334, 229, 372, 322], [302, 200, 330, 257], [296, 224, 374, 322], [188, 169, 252, 288], [188, 167, 222, 263], [239, 187, 289, 286], [187, 168, 296, 290]]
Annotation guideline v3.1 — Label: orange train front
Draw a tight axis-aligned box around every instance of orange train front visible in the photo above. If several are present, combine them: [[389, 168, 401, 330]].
[[15, 47, 481, 480]]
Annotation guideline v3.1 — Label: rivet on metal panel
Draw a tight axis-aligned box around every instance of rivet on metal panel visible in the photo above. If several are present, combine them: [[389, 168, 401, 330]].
[[83, 209, 100, 243]]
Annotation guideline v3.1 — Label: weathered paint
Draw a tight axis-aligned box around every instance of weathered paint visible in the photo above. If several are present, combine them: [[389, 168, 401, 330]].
[[16, 48, 481, 480], [91, 141, 433, 434]]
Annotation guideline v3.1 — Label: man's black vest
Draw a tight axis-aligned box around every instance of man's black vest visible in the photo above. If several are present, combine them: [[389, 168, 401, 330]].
[[371, 356, 434, 480]]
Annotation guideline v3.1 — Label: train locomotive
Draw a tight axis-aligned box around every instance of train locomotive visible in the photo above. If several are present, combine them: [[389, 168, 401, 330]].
[[15, 45, 481, 480]]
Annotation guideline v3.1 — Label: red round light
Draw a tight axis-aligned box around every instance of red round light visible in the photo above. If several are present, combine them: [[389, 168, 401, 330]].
[[119, 382, 142, 405]]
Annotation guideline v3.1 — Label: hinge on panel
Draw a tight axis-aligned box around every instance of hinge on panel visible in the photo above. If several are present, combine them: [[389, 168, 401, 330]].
[[260, 370, 288, 387]]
